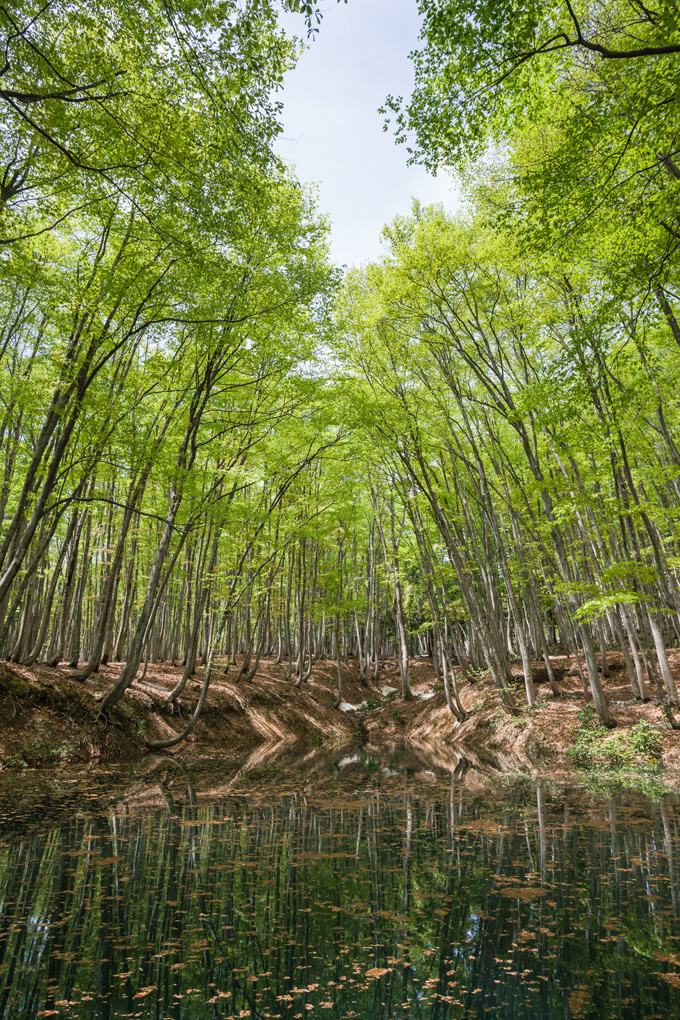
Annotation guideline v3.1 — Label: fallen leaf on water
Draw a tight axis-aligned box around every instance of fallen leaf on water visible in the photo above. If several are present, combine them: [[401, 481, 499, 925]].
[[498, 886, 546, 901], [134, 985, 156, 998]]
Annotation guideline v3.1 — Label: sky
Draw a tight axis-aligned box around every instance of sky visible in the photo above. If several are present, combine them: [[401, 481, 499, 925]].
[[275, 0, 458, 268]]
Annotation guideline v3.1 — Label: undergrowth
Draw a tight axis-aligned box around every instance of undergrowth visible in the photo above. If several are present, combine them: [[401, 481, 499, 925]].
[[569, 705, 663, 770]]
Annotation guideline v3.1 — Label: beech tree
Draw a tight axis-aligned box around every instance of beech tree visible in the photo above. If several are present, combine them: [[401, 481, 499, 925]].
[[2, 0, 680, 744], [332, 200, 680, 725]]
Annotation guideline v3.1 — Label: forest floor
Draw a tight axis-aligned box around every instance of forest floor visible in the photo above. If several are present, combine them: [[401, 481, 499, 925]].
[[0, 652, 679, 784]]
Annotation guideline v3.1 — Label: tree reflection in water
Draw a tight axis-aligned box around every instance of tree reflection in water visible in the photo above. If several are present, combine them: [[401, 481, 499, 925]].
[[0, 755, 678, 1019]]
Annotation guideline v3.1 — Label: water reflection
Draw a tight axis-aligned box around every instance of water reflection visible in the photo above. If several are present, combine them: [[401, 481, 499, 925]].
[[0, 750, 678, 1019]]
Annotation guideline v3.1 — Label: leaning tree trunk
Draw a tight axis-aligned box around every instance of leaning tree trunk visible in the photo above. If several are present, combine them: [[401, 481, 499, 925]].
[[98, 483, 183, 713]]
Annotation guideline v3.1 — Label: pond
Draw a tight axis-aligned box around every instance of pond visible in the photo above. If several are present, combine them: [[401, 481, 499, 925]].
[[0, 748, 678, 1019]]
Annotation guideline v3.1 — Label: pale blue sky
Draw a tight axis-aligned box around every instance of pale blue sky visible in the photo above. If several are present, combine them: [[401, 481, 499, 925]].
[[276, 0, 458, 267]]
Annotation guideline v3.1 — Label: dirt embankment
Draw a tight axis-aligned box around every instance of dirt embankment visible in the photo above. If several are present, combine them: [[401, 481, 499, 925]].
[[0, 652, 679, 776], [0, 658, 366, 768], [363, 653, 680, 777]]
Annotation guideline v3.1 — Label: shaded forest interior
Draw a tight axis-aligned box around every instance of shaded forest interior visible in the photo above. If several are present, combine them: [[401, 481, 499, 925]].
[[2, 0, 680, 751]]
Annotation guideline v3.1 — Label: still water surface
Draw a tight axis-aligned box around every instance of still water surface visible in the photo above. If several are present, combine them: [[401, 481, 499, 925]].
[[0, 749, 679, 1019]]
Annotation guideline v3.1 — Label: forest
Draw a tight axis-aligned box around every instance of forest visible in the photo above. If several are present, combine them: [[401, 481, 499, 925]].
[[1, 0, 680, 753]]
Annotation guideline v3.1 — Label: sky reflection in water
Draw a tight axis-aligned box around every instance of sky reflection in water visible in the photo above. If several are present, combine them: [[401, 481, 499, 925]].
[[0, 750, 678, 1019]]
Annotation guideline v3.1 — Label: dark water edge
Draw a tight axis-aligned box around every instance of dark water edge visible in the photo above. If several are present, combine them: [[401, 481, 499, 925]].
[[0, 748, 679, 1020]]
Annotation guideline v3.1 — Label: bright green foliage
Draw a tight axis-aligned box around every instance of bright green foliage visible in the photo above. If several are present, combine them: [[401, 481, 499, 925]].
[[386, 0, 680, 166], [331, 194, 680, 721], [386, 1, 680, 285], [0, 1, 300, 251], [0, 1, 354, 710]]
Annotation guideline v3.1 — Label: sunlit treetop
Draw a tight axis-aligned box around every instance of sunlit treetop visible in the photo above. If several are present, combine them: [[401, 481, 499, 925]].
[[382, 0, 680, 169], [0, 0, 347, 228]]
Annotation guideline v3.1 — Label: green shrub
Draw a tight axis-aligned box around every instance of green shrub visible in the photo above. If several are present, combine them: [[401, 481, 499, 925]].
[[569, 713, 663, 771], [569, 727, 598, 766], [578, 703, 604, 730], [599, 733, 634, 768], [629, 720, 663, 762]]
